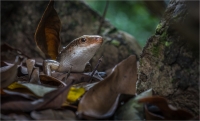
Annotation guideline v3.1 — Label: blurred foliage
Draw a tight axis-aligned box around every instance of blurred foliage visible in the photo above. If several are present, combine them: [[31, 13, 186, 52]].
[[85, 1, 161, 47]]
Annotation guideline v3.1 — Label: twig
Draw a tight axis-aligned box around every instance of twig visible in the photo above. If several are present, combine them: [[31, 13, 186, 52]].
[[88, 56, 103, 83], [97, 1, 109, 34]]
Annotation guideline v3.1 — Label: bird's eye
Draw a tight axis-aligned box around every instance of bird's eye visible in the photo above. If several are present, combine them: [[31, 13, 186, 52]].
[[81, 38, 86, 42]]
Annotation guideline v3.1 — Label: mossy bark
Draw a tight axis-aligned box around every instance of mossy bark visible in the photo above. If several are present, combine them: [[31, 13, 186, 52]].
[[137, 0, 199, 116]]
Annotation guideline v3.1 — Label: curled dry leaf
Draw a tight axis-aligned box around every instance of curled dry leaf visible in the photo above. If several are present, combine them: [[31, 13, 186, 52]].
[[138, 96, 194, 120], [1, 61, 28, 76], [34, 0, 61, 59], [26, 59, 35, 78], [31, 109, 76, 120], [0, 56, 20, 88], [18, 65, 28, 76], [40, 74, 66, 87], [30, 68, 40, 84], [1, 83, 72, 112], [77, 55, 137, 119]]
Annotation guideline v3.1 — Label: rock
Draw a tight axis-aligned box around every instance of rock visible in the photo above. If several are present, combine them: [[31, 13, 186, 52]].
[[137, 0, 199, 116]]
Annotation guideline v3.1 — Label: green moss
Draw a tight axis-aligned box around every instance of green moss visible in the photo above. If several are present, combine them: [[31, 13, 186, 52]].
[[160, 31, 171, 46], [160, 31, 168, 40], [111, 40, 120, 47], [139, 59, 142, 65], [151, 30, 170, 57], [151, 45, 160, 57], [159, 31, 173, 47], [155, 23, 163, 32], [165, 41, 172, 47]]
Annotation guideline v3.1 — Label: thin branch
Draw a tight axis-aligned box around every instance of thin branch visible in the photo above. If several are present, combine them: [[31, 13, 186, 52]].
[[88, 56, 103, 83], [97, 1, 109, 34]]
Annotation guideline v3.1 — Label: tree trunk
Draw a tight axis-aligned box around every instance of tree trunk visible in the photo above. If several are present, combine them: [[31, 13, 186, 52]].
[[137, 0, 199, 116]]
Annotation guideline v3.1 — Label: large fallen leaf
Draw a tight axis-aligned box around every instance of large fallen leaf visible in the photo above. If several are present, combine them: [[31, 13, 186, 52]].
[[138, 96, 194, 120], [114, 89, 152, 120], [1, 83, 72, 112], [7, 81, 57, 97], [77, 55, 137, 119], [0, 56, 20, 88], [31, 109, 76, 120], [34, 0, 61, 59], [72, 81, 99, 91]]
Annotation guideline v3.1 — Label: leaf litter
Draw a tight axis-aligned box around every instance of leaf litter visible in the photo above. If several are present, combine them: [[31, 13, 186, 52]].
[[1, 0, 196, 120]]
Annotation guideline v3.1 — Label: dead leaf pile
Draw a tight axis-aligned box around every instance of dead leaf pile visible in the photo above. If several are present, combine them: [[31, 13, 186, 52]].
[[0, 0, 196, 120], [1, 52, 194, 120]]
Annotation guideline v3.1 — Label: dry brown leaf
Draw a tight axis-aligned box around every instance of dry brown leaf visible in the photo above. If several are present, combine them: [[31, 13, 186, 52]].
[[72, 81, 99, 91], [34, 0, 61, 59], [30, 68, 40, 84], [31, 109, 76, 120], [1, 43, 30, 60], [40, 74, 66, 87], [0, 56, 20, 88], [1, 61, 28, 76], [50, 72, 101, 87], [77, 55, 137, 119], [138, 96, 194, 120], [18, 65, 28, 76], [0, 89, 6, 94], [26, 59, 35, 78], [1, 61, 12, 67], [1, 112, 32, 120], [1, 83, 72, 112], [1, 93, 35, 105]]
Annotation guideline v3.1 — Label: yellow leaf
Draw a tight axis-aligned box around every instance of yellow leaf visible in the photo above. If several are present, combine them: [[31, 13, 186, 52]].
[[8, 82, 26, 89], [7, 82, 57, 97], [67, 87, 86, 103]]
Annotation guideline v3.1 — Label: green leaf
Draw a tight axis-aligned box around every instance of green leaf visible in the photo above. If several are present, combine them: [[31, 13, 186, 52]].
[[114, 89, 152, 120], [8, 82, 57, 97]]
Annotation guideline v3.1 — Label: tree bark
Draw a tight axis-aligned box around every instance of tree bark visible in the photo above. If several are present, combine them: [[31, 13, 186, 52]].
[[137, 0, 199, 116]]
